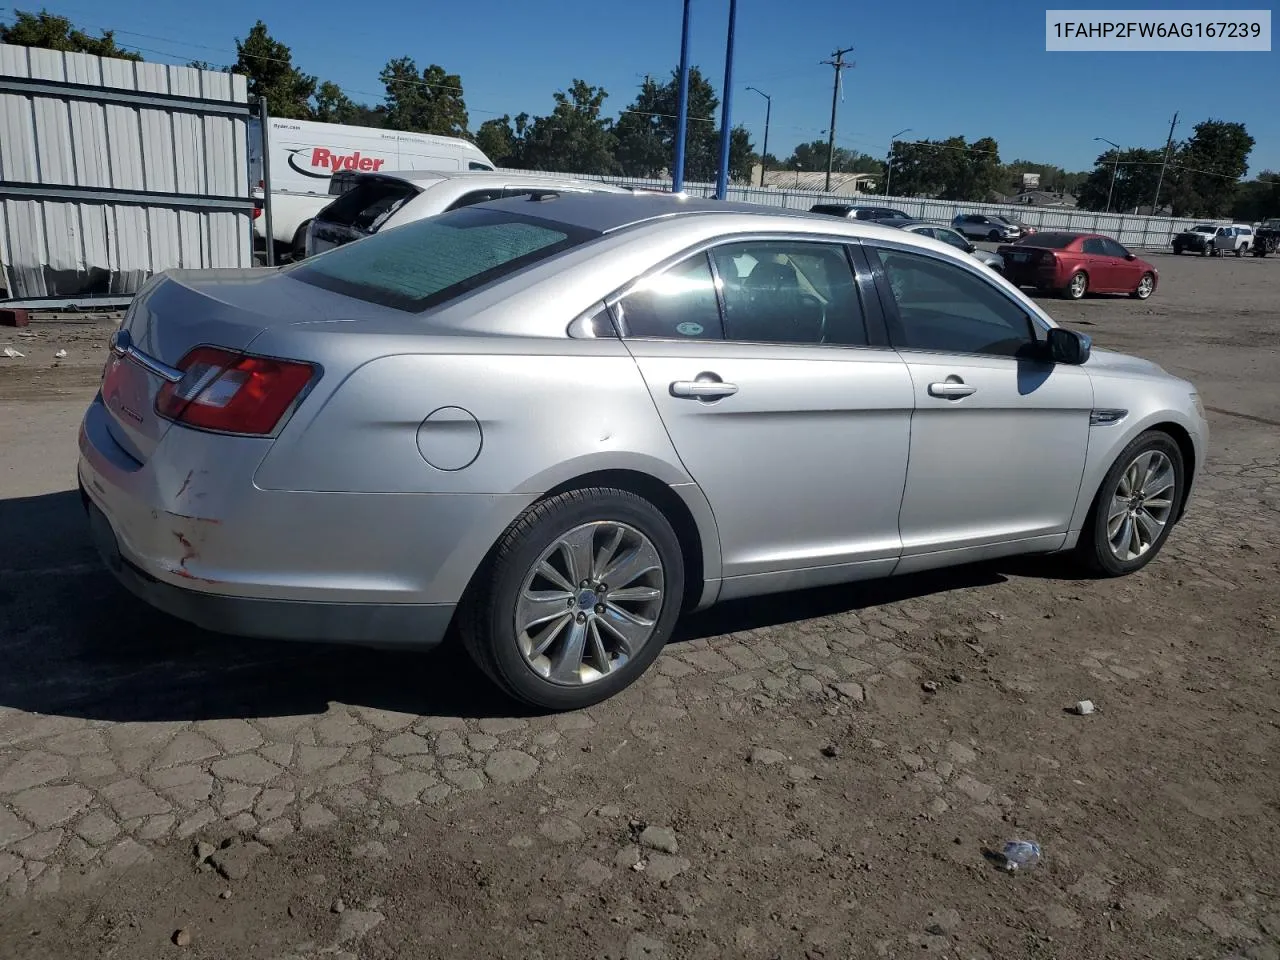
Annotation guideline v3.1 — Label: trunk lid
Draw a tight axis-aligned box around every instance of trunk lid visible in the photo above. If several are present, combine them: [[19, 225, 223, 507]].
[[101, 267, 347, 463]]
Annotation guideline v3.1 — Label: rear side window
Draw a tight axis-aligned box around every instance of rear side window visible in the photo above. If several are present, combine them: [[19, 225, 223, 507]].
[[614, 255, 723, 340], [446, 188, 504, 211], [318, 178, 417, 233], [291, 207, 598, 312]]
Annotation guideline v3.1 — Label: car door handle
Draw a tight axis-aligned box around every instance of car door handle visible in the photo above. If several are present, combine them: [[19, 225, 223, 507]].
[[670, 379, 739, 400], [928, 381, 977, 399]]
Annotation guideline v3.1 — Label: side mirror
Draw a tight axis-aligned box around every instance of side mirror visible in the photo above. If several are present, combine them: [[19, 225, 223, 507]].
[[1047, 327, 1091, 365], [966, 242, 976, 253], [1125, 252, 1137, 260]]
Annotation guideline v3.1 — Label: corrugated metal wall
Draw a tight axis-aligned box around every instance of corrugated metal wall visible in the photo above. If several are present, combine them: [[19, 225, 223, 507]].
[[0, 44, 252, 303]]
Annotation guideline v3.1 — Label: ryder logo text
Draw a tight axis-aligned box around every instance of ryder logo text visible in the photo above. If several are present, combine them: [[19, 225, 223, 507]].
[[287, 147, 388, 178]]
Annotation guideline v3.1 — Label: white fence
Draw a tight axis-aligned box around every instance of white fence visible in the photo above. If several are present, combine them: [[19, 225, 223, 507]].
[[0, 44, 255, 307], [504, 169, 1214, 251]]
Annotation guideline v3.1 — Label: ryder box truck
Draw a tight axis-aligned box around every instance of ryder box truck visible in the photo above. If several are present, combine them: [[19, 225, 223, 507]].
[[249, 116, 495, 260]]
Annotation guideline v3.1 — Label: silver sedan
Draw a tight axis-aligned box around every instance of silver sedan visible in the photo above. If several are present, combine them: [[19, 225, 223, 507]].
[[79, 194, 1208, 710]]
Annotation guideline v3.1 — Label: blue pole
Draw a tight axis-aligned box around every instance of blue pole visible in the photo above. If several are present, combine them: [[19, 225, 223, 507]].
[[715, 0, 738, 200], [672, 0, 692, 194]]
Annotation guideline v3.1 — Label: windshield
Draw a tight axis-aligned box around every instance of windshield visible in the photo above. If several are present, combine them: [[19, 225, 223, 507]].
[[290, 206, 598, 311], [1015, 232, 1077, 248], [1192, 224, 1216, 232]]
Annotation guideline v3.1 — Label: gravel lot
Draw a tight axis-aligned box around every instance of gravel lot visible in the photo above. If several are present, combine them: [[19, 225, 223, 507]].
[[1, 253, 1278, 960]]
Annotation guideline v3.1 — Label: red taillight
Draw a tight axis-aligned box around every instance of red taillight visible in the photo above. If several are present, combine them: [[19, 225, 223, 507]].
[[252, 206, 262, 220], [1038, 251, 1057, 266], [156, 346, 316, 436]]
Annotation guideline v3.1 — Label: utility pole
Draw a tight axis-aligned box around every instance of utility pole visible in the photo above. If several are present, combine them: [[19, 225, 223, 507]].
[[746, 87, 772, 187], [821, 46, 854, 193], [1151, 111, 1179, 215]]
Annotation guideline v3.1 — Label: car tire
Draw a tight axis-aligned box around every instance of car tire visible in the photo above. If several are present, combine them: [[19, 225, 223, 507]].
[[1131, 272, 1155, 300], [1235, 244, 1246, 257], [1075, 430, 1184, 578], [986, 230, 1000, 242], [1201, 243, 1212, 257], [459, 487, 685, 711], [1172, 245, 1183, 255], [1062, 271, 1088, 300]]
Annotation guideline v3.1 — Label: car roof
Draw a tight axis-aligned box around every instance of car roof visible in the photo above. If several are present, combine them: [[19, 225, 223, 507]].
[[352, 169, 626, 190], [474, 192, 864, 234]]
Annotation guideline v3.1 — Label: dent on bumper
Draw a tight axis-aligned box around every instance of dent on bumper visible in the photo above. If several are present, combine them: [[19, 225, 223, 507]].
[[85, 486, 455, 649]]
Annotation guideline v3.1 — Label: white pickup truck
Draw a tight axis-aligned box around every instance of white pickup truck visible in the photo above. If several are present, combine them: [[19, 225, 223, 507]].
[[249, 117, 496, 261]]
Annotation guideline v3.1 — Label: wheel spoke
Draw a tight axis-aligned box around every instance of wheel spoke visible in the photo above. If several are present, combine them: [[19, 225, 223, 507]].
[[1135, 508, 1163, 545], [597, 603, 655, 656], [599, 543, 661, 590], [587, 620, 613, 675], [1110, 515, 1132, 554], [528, 614, 572, 660], [548, 618, 589, 684], [607, 585, 663, 606], [1143, 495, 1173, 513], [535, 559, 575, 594], [556, 526, 597, 587], [517, 589, 575, 632], [592, 525, 624, 582], [1127, 513, 1142, 558], [1107, 495, 1129, 522]]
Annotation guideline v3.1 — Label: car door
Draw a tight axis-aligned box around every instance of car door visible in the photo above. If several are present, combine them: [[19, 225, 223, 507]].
[[866, 243, 1092, 571], [1100, 237, 1139, 289], [1080, 237, 1119, 290], [612, 239, 915, 597]]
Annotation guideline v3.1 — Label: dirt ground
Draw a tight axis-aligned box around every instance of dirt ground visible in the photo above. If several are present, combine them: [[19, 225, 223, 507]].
[[1, 253, 1279, 960]]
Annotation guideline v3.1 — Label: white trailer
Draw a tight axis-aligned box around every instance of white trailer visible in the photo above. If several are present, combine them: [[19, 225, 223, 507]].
[[248, 116, 495, 259]]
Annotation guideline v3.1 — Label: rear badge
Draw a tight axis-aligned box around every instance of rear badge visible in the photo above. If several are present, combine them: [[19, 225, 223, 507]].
[[676, 322, 704, 337]]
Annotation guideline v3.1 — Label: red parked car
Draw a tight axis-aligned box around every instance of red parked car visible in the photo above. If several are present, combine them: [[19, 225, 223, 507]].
[[997, 232, 1158, 301]]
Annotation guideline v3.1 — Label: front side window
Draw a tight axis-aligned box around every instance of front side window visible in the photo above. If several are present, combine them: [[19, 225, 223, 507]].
[[873, 247, 1037, 357], [1101, 238, 1130, 259], [933, 227, 971, 251], [708, 241, 868, 346], [614, 254, 723, 340], [291, 207, 595, 311]]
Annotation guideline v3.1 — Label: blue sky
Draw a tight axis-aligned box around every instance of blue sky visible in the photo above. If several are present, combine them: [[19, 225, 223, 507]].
[[9, 0, 1278, 175]]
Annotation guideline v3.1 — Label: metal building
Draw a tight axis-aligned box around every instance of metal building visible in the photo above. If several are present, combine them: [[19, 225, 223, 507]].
[[0, 43, 254, 307]]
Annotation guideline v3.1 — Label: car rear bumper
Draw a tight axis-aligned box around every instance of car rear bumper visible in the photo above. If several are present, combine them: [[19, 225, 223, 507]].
[[83, 488, 455, 648], [76, 394, 517, 649], [1001, 264, 1061, 289]]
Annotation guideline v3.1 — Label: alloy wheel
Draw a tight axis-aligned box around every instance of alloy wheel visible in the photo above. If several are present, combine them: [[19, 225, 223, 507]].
[[514, 522, 665, 685], [1106, 450, 1176, 562]]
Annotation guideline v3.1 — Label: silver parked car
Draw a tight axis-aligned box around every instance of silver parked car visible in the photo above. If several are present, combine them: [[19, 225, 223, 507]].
[[876, 218, 1005, 273], [80, 194, 1207, 710], [305, 170, 630, 258]]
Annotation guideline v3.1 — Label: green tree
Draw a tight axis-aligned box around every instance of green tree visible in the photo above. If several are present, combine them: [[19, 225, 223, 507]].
[[614, 67, 726, 182], [0, 8, 141, 60], [380, 58, 468, 137], [1001, 159, 1088, 197], [784, 140, 881, 175], [1167, 120, 1255, 217], [474, 114, 523, 166], [234, 21, 315, 119], [1076, 147, 1165, 212], [887, 136, 1001, 200], [313, 81, 363, 124], [728, 126, 755, 182], [516, 80, 619, 175], [1231, 171, 1280, 221]]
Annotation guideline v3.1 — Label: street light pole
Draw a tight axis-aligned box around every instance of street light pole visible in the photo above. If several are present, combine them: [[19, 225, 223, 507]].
[[714, 0, 739, 200], [884, 126, 911, 198], [672, 0, 692, 194], [746, 86, 771, 187], [1094, 136, 1121, 213]]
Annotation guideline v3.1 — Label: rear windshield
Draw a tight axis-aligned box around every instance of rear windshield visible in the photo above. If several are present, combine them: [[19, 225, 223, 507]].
[[290, 206, 597, 311], [1192, 224, 1216, 232], [1015, 232, 1077, 248]]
